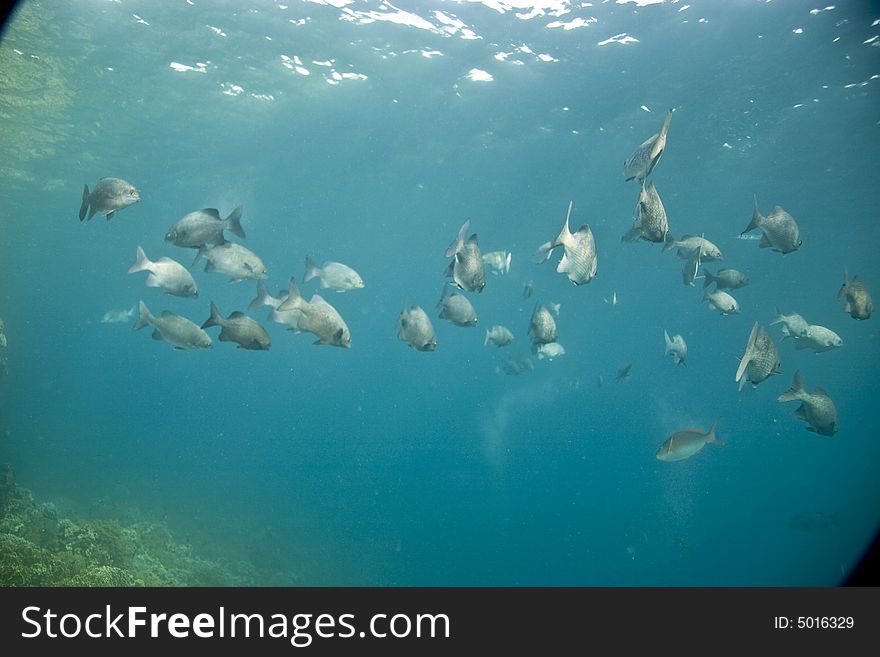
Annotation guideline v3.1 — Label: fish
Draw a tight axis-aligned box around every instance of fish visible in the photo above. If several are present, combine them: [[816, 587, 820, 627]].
[[624, 109, 673, 183], [436, 282, 477, 327], [303, 257, 364, 292], [663, 330, 687, 365], [528, 303, 559, 345], [194, 241, 268, 282], [735, 321, 781, 391], [397, 303, 437, 352], [740, 197, 801, 254], [770, 307, 809, 339], [277, 279, 351, 348], [663, 234, 723, 261], [622, 180, 669, 243], [535, 342, 565, 360], [522, 280, 534, 300], [702, 289, 740, 315], [78, 177, 140, 221], [534, 201, 598, 285], [482, 251, 512, 275], [127, 246, 198, 298], [164, 207, 244, 248], [682, 251, 701, 287], [200, 302, 271, 350], [247, 280, 288, 312], [101, 305, 137, 324], [497, 355, 534, 375], [485, 325, 515, 347], [703, 268, 749, 290], [838, 269, 873, 320], [444, 220, 486, 293], [793, 324, 843, 353], [616, 363, 632, 382], [777, 370, 839, 436], [132, 300, 212, 350], [655, 421, 724, 462], [604, 291, 618, 306]]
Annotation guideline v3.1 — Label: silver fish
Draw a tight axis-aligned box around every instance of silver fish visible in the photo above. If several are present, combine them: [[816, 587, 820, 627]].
[[195, 241, 268, 283], [445, 220, 486, 293], [522, 280, 534, 300], [127, 246, 198, 298], [777, 370, 839, 437], [277, 279, 351, 348], [663, 330, 687, 365], [164, 207, 244, 248], [838, 269, 873, 320], [304, 257, 364, 292], [741, 198, 802, 254], [735, 321, 781, 391], [535, 201, 598, 286], [201, 302, 271, 350], [132, 300, 212, 350], [78, 177, 140, 221], [397, 304, 437, 352], [497, 355, 534, 375], [604, 291, 618, 306], [528, 303, 558, 345], [623, 180, 669, 243], [703, 289, 740, 315], [663, 234, 723, 261], [535, 341, 565, 360], [247, 280, 288, 312], [484, 325, 515, 347], [617, 364, 632, 382], [624, 109, 673, 183], [436, 283, 477, 327], [793, 324, 843, 353], [101, 305, 137, 324], [770, 307, 809, 340], [482, 250, 512, 275], [656, 421, 723, 462], [703, 268, 749, 290]]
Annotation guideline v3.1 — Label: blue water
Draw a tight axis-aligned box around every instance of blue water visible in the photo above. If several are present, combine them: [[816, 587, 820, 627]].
[[1, 0, 879, 585]]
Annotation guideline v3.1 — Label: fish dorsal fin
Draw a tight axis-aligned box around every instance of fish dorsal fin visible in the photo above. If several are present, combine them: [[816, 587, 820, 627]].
[[202, 209, 222, 219], [229, 311, 246, 319], [814, 386, 830, 397], [160, 310, 175, 318], [467, 233, 479, 245], [735, 321, 760, 383], [156, 257, 178, 265]]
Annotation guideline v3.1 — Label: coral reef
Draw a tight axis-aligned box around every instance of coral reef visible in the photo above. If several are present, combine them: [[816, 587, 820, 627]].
[[0, 472, 256, 587]]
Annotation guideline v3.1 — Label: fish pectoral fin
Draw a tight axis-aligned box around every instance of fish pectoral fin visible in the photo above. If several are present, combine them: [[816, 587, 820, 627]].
[[759, 233, 771, 248], [105, 210, 116, 220]]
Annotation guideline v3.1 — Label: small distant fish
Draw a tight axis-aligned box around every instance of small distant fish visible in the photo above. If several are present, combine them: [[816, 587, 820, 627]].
[[793, 324, 843, 353], [616, 363, 632, 382], [534, 201, 598, 286], [771, 307, 809, 339], [485, 325, 515, 347], [497, 355, 534, 375], [482, 251, 512, 275], [740, 197, 802, 254], [624, 109, 673, 183], [522, 280, 534, 300], [436, 282, 478, 327], [535, 342, 565, 360], [682, 251, 701, 287], [445, 220, 486, 293], [838, 269, 873, 320], [397, 303, 437, 352], [132, 300, 212, 350], [656, 421, 724, 462], [777, 370, 839, 436], [303, 256, 364, 292], [663, 234, 723, 261], [79, 177, 140, 221], [703, 289, 740, 315], [127, 246, 198, 298], [101, 305, 137, 324], [195, 241, 268, 283], [663, 330, 687, 365], [528, 303, 559, 346], [703, 268, 749, 290], [788, 511, 841, 532], [201, 302, 271, 350], [604, 291, 618, 306], [622, 180, 669, 243], [735, 321, 781, 391], [277, 279, 351, 348], [164, 207, 244, 248]]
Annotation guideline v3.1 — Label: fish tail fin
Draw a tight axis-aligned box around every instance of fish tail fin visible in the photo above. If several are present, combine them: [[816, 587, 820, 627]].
[[78, 184, 90, 221], [277, 278, 305, 311], [192, 245, 208, 268], [201, 301, 222, 329], [664, 330, 672, 354], [127, 245, 150, 274], [304, 256, 320, 283], [742, 195, 762, 234], [549, 302, 560, 316], [778, 370, 806, 403], [770, 306, 784, 325], [702, 269, 714, 288], [659, 109, 673, 139], [661, 232, 676, 253], [708, 419, 725, 445], [247, 280, 270, 311], [127, 304, 137, 317], [445, 219, 470, 257], [226, 206, 245, 239], [735, 321, 760, 385], [133, 300, 152, 331], [533, 241, 554, 264]]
